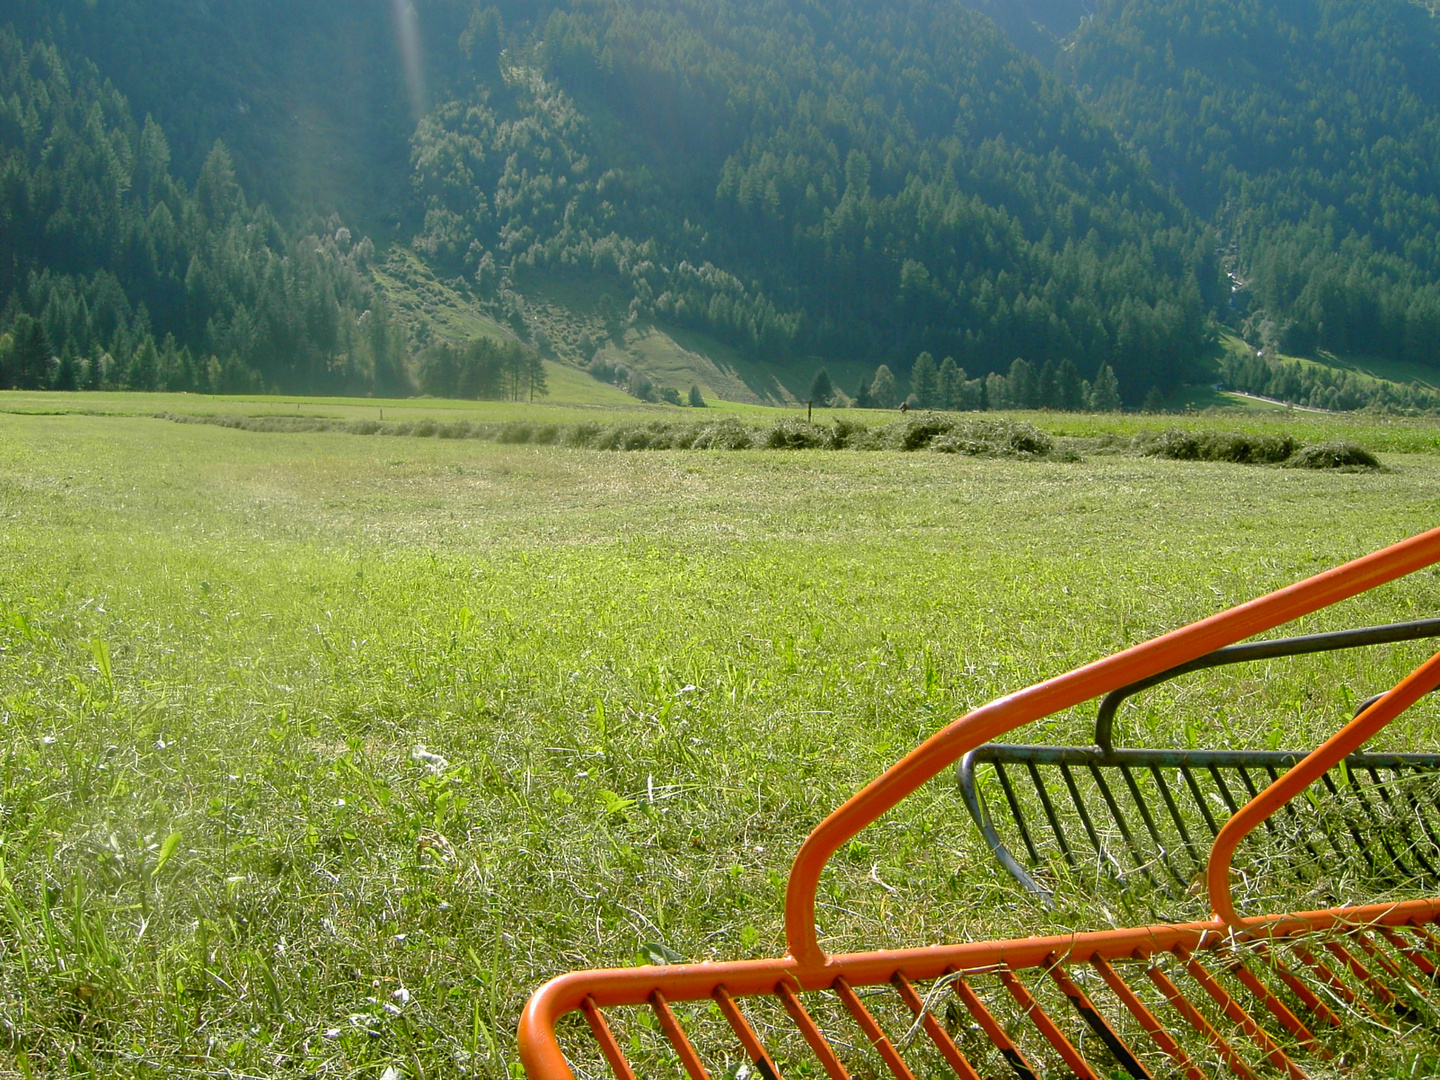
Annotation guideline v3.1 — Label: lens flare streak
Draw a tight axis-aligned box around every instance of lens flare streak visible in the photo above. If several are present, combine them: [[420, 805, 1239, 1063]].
[[390, 0, 426, 122]]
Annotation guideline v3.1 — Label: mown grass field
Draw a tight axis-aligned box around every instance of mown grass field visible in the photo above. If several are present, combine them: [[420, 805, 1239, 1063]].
[[4, 397, 1440, 1077]]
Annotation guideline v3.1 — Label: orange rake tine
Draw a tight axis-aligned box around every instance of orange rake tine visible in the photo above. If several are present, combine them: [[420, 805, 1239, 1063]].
[[1320, 939, 1415, 1020], [1380, 926, 1440, 981], [949, 970, 1041, 1080], [890, 972, 982, 1080], [714, 985, 783, 1080], [832, 975, 917, 1080], [1092, 957, 1207, 1080], [650, 990, 712, 1080], [1046, 961, 1155, 1079], [996, 965, 1100, 1080], [1174, 946, 1308, 1079], [1247, 943, 1344, 1030], [1287, 943, 1391, 1027], [1352, 930, 1436, 1006], [1407, 922, 1440, 960], [774, 980, 850, 1080], [1223, 956, 1329, 1058], [1401, 923, 1440, 986], [1349, 932, 1440, 1021], [581, 997, 640, 1080], [1146, 961, 1259, 1080]]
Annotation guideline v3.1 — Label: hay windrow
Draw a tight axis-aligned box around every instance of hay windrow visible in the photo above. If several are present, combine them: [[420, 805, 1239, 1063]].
[[160, 412, 1383, 469]]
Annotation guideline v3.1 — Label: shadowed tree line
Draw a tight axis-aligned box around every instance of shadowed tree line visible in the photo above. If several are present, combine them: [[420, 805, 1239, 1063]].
[[416, 336, 548, 401], [808, 357, 1122, 412], [1219, 350, 1440, 415]]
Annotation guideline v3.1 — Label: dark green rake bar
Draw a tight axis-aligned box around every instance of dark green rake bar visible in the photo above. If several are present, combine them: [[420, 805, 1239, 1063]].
[[958, 619, 1440, 906]]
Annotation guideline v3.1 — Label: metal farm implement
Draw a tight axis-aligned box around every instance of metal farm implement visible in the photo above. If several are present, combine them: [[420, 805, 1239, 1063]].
[[959, 619, 1440, 910], [521, 527, 1440, 1080]]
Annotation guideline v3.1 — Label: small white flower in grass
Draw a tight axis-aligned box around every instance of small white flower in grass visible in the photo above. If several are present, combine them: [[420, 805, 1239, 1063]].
[[392, 987, 411, 1006], [411, 745, 449, 774], [41, 735, 56, 745], [380, 1066, 403, 1080]]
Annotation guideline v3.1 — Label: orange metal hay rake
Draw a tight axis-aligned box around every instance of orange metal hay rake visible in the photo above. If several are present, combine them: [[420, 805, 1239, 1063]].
[[521, 527, 1440, 1080]]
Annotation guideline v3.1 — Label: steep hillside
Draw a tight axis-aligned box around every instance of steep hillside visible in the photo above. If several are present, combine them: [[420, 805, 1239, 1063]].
[[1062, 0, 1440, 367], [2, 0, 431, 232], [0, 31, 408, 395], [407, 0, 1220, 396], [9, 0, 1440, 407], [2, 0, 1224, 403]]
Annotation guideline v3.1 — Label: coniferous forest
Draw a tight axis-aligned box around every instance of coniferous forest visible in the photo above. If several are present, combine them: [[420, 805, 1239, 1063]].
[[1, 0, 1438, 405]]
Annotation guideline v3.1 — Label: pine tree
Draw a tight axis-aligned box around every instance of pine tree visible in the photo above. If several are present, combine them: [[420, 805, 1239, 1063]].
[[910, 352, 938, 408], [688, 384, 706, 407], [53, 342, 79, 390], [959, 377, 983, 410], [1056, 358, 1084, 411], [127, 337, 159, 391], [368, 306, 410, 397], [527, 349, 549, 401], [1036, 359, 1059, 409], [196, 141, 243, 224], [853, 373, 874, 408], [1088, 363, 1122, 411], [937, 356, 962, 410], [869, 364, 898, 408], [1008, 358, 1037, 409], [985, 371, 1009, 410], [419, 342, 461, 397], [11, 316, 52, 390], [808, 367, 834, 406]]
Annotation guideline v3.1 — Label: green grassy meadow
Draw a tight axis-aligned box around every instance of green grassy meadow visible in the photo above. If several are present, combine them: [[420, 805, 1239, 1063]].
[[5, 398, 1440, 1076]]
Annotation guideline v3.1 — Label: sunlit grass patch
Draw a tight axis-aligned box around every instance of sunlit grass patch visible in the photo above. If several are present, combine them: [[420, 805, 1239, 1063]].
[[1, 409, 1439, 1075]]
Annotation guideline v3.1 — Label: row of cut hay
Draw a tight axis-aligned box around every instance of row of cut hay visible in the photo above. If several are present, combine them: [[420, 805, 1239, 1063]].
[[1133, 428, 1380, 469], [159, 412, 1380, 468]]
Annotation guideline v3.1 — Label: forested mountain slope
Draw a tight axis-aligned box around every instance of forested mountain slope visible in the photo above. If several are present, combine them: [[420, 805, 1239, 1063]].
[[1061, 0, 1440, 366], [1, 0, 426, 231], [0, 0, 1222, 399], [406, 0, 1222, 393], [4, 0, 1439, 402], [0, 31, 409, 394]]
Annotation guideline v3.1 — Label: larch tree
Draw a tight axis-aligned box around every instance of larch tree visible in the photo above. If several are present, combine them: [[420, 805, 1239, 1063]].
[[808, 367, 834, 406], [1089, 363, 1122, 411], [910, 352, 938, 408], [869, 364, 898, 408]]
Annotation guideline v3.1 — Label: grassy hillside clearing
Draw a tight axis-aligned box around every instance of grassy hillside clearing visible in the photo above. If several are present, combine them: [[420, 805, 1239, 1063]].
[[372, 251, 518, 351], [376, 256, 876, 409], [4, 406, 1440, 1075]]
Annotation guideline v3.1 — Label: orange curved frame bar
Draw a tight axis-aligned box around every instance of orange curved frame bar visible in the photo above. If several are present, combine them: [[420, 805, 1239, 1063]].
[[520, 525, 1440, 1080]]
